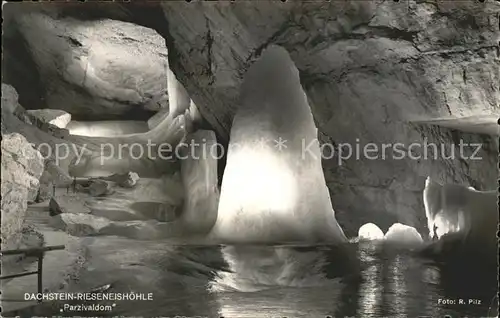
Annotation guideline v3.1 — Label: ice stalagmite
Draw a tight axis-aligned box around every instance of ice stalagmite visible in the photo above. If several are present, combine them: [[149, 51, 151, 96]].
[[211, 45, 347, 244], [167, 66, 191, 118], [179, 130, 219, 235]]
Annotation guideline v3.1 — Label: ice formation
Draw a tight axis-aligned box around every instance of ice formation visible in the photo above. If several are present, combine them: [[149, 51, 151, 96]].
[[358, 223, 385, 241], [211, 46, 347, 244]]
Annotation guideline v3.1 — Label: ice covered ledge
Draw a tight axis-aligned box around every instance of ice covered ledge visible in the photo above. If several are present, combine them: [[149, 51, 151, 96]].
[[411, 115, 499, 136], [67, 120, 148, 137], [210, 46, 347, 244]]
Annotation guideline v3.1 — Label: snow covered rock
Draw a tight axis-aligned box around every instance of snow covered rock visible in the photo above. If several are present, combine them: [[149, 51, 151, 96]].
[[50, 213, 111, 236], [384, 223, 423, 245], [26, 109, 71, 128]]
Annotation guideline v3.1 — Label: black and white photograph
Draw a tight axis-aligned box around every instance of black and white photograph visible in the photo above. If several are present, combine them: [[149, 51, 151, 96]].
[[1, 1, 499, 317]]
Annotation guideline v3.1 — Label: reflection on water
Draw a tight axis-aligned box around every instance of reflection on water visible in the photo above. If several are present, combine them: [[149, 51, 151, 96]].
[[8, 242, 497, 318]]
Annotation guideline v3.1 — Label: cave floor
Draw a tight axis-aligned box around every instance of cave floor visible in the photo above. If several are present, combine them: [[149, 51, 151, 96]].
[[0, 178, 185, 313]]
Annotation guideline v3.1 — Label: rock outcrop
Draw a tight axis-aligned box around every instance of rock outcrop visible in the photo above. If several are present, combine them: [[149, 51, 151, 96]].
[[50, 213, 111, 236], [44, 159, 74, 187], [73, 179, 112, 197], [3, 5, 169, 120], [49, 197, 66, 216], [26, 109, 71, 129], [98, 171, 140, 188], [87, 180, 112, 197], [1, 83, 20, 114], [48, 194, 92, 217], [1, 83, 27, 134], [2, 83, 70, 139], [1, 133, 44, 249]]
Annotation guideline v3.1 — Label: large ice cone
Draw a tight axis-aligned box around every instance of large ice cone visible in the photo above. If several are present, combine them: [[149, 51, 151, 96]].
[[211, 45, 347, 244]]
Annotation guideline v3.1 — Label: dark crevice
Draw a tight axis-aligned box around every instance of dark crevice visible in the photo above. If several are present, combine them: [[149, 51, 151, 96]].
[[205, 17, 215, 86], [366, 25, 419, 43], [56, 35, 84, 47], [421, 45, 498, 58], [122, 36, 140, 43], [442, 92, 452, 116], [68, 36, 83, 47]]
